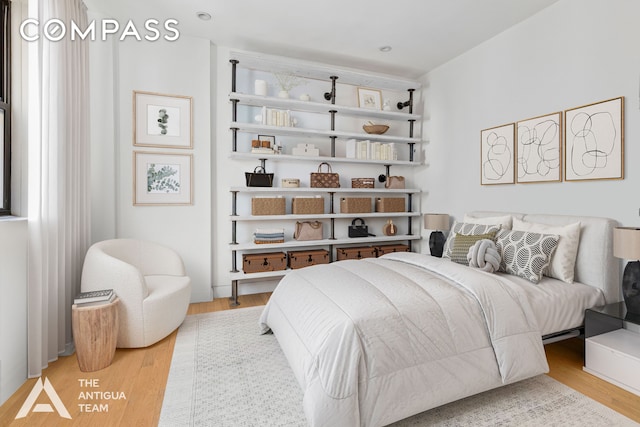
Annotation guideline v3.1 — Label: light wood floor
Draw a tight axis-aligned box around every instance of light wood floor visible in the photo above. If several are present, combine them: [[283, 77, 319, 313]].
[[1, 292, 639, 426]]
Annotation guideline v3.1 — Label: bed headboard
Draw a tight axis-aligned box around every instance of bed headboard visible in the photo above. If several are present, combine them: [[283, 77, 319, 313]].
[[468, 211, 620, 304]]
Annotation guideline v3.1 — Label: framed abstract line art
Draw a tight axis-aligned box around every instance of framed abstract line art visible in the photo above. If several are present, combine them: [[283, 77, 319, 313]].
[[480, 123, 515, 185], [133, 91, 193, 149], [134, 152, 193, 205], [516, 112, 562, 183], [564, 97, 624, 181]]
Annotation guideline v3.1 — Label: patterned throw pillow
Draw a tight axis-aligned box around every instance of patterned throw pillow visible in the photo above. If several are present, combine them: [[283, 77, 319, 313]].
[[450, 232, 497, 265], [442, 222, 501, 259], [495, 229, 560, 283]]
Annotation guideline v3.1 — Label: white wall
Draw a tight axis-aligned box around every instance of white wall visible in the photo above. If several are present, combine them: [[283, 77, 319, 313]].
[[421, 0, 640, 227]]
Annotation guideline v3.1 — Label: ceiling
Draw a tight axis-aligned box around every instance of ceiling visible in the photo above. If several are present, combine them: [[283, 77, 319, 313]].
[[85, 0, 559, 79]]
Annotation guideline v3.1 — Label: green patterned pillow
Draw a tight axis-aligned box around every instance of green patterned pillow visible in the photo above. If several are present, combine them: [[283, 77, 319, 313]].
[[450, 232, 496, 265]]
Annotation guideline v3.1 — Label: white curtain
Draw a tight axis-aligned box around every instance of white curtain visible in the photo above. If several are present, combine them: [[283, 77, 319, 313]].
[[27, 0, 91, 377]]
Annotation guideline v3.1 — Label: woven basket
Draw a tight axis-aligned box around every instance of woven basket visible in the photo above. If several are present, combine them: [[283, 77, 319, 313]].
[[291, 197, 324, 214], [375, 197, 405, 213], [351, 178, 375, 188], [340, 197, 372, 213], [251, 197, 286, 215]]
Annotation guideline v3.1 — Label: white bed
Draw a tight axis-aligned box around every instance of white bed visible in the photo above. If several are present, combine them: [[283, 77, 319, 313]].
[[259, 212, 620, 427]]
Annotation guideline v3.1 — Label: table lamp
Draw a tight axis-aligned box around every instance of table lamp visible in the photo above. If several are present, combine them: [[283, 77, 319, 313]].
[[613, 227, 640, 315], [424, 214, 450, 257]]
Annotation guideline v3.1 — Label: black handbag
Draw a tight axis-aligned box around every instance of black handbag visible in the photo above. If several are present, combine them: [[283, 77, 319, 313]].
[[245, 166, 274, 187], [348, 218, 375, 238]]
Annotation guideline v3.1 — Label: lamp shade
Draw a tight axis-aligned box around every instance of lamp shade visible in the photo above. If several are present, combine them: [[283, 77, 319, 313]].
[[613, 227, 640, 260], [424, 213, 449, 231]]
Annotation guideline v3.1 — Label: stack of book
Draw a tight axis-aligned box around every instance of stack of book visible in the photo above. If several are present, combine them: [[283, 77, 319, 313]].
[[345, 139, 398, 161], [254, 228, 285, 244], [74, 289, 117, 307]]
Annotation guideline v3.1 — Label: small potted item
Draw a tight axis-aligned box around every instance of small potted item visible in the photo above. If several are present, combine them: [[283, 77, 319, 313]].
[[383, 219, 397, 236]]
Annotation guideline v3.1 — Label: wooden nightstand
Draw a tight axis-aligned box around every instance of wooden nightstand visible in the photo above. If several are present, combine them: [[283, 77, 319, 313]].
[[584, 302, 640, 396], [71, 298, 119, 372]]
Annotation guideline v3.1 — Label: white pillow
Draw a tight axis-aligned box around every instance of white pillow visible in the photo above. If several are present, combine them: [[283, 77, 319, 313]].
[[464, 214, 513, 230], [512, 218, 581, 283]]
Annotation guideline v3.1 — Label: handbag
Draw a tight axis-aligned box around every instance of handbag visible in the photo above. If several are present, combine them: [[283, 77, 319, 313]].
[[293, 221, 323, 241], [310, 162, 340, 188], [384, 175, 405, 189], [245, 166, 274, 187], [348, 218, 375, 238]]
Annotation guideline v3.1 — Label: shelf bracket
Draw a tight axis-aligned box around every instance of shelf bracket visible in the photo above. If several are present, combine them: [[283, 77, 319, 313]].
[[323, 76, 338, 104], [397, 88, 415, 113]]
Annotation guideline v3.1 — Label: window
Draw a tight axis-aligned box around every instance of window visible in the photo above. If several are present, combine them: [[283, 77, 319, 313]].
[[0, 0, 10, 215]]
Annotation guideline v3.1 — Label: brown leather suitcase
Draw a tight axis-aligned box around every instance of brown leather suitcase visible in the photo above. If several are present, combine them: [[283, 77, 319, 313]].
[[242, 252, 287, 273], [287, 249, 330, 269], [336, 246, 377, 261]]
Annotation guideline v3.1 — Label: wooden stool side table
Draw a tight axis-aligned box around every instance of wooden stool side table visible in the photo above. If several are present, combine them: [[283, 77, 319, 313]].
[[72, 298, 119, 372]]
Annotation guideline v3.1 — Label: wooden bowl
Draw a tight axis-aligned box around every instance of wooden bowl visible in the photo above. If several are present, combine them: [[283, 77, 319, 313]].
[[363, 124, 389, 135]]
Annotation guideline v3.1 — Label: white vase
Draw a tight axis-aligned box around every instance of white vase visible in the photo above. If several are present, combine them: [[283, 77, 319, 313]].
[[254, 80, 267, 96], [278, 90, 289, 99]]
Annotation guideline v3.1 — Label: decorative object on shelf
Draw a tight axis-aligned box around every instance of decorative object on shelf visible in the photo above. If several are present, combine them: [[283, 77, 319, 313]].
[[337, 246, 377, 260], [133, 91, 193, 149], [382, 99, 391, 111], [382, 219, 397, 236], [363, 121, 390, 135], [242, 252, 287, 273], [351, 178, 375, 188], [310, 162, 340, 188], [340, 197, 372, 213], [516, 112, 562, 183], [254, 227, 285, 244], [292, 143, 319, 156], [288, 249, 330, 269], [291, 196, 324, 214], [133, 151, 193, 206], [293, 221, 323, 241], [348, 218, 375, 238], [481, 122, 515, 185], [564, 96, 624, 181], [613, 227, 640, 314], [384, 175, 405, 189], [281, 178, 300, 188], [299, 94, 311, 101], [245, 166, 274, 187], [273, 71, 302, 99], [424, 213, 450, 257], [254, 79, 268, 96], [375, 197, 405, 212], [357, 87, 382, 110], [251, 197, 285, 215]]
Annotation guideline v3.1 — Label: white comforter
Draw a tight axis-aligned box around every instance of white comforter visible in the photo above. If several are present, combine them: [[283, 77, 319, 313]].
[[259, 252, 549, 427]]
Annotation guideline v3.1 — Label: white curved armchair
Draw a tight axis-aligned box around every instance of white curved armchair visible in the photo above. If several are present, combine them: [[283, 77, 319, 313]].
[[80, 239, 191, 348]]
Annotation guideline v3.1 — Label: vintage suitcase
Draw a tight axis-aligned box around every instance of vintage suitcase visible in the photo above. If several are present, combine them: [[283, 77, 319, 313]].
[[287, 249, 330, 269], [291, 197, 324, 214], [242, 252, 287, 274], [374, 197, 405, 213], [336, 246, 377, 261], [375, 244, 410, 256], [251, 197, 286, 215], [340, 197, 372, 213]]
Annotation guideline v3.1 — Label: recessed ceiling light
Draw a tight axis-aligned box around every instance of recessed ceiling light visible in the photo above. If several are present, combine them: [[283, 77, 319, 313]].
[[379, 46, 392, 52], [196, 12, 212, 21]]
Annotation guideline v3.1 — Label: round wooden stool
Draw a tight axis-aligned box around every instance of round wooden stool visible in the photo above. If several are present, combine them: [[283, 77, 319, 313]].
[[72, 298, 119, 372]]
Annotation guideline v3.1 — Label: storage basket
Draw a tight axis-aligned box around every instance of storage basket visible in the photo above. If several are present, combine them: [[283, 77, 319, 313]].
[[375, 197, 405, 213], [336, 246, 377, 261], [251, 197, 286, 215], [351, 178, 375, 188], [375, 244, 410, 256], [242, 252, 287, 273], [340, 197, 372, 213], [281, 178, 300, 188], [287, 249, 330, 270], [291, 197, 324, 215]]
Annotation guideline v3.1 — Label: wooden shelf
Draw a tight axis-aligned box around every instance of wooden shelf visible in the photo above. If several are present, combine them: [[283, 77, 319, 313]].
[[231, 212, 421, 221], [230, 234, 420, 251], [230, 187, 421, 194], [229, 152, 422, 166]]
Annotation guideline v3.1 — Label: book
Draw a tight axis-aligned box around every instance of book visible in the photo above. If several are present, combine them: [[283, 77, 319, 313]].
[[75, 292, 117, 307], [74, 289, 114, 305]]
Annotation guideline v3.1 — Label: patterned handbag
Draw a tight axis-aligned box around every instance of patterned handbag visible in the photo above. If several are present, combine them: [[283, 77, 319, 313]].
[[310, 162, 340, 188]]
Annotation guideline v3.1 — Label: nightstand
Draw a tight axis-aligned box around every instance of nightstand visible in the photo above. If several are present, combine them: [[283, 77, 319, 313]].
[[584, 302, 640, 396]]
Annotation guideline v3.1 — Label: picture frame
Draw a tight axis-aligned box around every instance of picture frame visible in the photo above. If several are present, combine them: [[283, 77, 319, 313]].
[[133, 91, 193, 149], [480, 123, 515, 185], [564, 97, 624, 181], [357, 87, 382, 110], [258, 134, 276, 148], [133, 151, 193, 205], [516, 112, 562, 183]]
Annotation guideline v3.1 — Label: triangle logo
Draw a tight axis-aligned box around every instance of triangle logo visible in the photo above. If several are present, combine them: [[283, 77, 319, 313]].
[[15, 377, 71, 419]]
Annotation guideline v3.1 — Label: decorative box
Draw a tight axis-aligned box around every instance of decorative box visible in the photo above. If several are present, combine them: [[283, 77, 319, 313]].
[[287, 249, 330, 270], [242, 252, 287, 273], [340, 197, 372, 213], [375, 244, 410, 256], [336, 246, 377, 261], [351, 178, 375, 188], [291, 196, 324, 214], [375, 197, 405, 213], [281, 178, 300, 188], [251, 197, 286, 215], [292, 143, 320, 157]]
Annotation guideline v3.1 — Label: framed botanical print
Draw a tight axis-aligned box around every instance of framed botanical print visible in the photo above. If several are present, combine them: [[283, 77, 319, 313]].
[[133, 91, 193, 149], [133, 152, 193, 205]]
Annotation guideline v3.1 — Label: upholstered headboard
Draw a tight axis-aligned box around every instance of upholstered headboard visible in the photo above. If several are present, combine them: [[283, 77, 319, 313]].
[[468, 211, 620, 304]]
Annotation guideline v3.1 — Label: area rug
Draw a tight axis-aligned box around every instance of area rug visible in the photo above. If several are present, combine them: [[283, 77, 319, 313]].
[[159, 306, 638, 426]]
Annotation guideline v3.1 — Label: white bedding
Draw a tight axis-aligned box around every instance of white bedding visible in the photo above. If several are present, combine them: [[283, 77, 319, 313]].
[[259, 252, 550, 427]]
